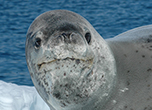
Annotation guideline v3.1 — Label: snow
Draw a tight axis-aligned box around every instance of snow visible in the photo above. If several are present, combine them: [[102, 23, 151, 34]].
[[0, 80, 50, 110]]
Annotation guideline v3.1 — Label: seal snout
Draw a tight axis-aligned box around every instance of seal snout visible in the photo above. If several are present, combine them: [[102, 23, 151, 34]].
[[53, 32, 81, 45], [46, 31, 92, 61], [58, 33, 75, 44]]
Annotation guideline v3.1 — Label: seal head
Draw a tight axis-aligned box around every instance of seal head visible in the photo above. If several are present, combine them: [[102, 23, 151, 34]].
[[26, 10, 116, 110]]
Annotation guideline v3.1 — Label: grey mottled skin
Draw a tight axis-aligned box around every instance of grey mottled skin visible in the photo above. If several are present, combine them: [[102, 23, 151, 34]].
[[26, 10, 152, 110], [106, 25, 152, 110]]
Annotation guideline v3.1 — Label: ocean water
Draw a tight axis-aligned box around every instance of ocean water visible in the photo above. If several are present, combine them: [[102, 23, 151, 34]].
[[0, 0, 152, 86]]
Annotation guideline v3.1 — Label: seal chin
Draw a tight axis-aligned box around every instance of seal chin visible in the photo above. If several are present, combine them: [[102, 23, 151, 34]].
[[35, 56, 96, 109]]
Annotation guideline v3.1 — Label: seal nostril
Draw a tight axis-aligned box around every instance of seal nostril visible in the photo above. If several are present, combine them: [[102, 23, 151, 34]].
[[61, 33, 72, 43], [62, 33, 67, 38], [58, 35, 64, 42], [62, 33, 71, 39]]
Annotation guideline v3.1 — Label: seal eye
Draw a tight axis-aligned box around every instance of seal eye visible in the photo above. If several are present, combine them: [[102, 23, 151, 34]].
[[85, 32, 91, 44], [35, 38, 41, 49]]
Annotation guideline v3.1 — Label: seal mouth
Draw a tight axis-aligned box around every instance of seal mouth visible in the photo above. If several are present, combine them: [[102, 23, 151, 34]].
[[37, 57, 94, 71]]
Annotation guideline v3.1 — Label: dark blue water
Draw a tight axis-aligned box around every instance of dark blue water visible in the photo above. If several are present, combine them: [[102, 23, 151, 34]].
[[0, 0, 152, 86]]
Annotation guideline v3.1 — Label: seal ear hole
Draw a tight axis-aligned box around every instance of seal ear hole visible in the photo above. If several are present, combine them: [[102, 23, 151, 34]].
[[85, 32, 91, 44], [35, 38, 41, 49]]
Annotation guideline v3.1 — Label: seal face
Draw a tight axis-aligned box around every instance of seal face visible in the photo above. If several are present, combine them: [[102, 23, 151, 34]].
[[26, 10, 116, 110]]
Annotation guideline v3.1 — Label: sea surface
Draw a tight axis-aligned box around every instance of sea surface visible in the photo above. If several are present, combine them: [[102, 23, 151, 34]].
[[0, 0, 152, 86]]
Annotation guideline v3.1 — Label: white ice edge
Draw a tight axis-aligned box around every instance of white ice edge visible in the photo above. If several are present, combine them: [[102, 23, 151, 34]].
[[0, 80, 49, 110]]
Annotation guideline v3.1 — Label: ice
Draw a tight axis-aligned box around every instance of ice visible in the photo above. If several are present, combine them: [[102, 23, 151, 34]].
[[0, 80, 50, 110]]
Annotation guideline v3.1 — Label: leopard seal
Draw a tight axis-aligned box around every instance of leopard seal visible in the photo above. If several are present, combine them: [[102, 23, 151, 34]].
[[25, 10, 152, 110]]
